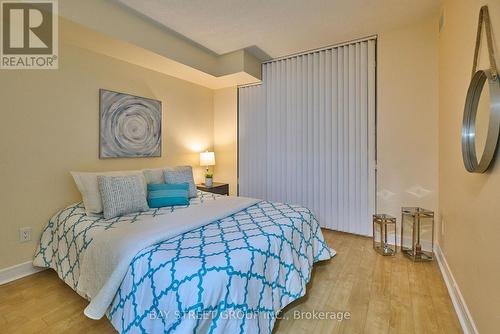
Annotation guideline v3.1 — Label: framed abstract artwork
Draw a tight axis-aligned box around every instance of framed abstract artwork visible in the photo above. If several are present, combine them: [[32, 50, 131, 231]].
[[99, 89, 162, 158]]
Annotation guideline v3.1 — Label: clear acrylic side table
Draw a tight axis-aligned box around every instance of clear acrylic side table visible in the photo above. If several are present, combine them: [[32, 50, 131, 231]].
[[401, 207, 434, 261], [372, 214, 397, 256]]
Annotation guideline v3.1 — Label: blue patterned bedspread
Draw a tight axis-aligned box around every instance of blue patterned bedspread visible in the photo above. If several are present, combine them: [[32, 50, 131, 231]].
[[34, 191, 333, 333]]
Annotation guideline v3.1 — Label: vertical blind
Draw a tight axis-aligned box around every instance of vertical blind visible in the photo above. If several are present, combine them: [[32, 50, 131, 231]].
[[238, 38, 376, 236]]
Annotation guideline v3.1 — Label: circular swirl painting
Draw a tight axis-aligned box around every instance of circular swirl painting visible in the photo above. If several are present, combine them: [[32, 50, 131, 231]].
[[99, 89, 162, 158]]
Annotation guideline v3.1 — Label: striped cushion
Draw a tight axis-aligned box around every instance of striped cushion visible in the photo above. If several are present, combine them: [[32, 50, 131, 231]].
[[147, 182, 190, 208]]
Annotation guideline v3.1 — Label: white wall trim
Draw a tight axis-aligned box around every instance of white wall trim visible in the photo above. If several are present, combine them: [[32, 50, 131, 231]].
[[435, 243, 478, 334], [0, 261, 46, 286]]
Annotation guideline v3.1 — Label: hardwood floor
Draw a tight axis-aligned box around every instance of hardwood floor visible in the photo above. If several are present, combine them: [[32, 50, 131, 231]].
[[0, 230, 462, 334]]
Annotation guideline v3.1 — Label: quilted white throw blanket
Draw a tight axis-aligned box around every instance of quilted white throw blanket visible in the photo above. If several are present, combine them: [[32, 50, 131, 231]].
[[78, 196, 260, 320]]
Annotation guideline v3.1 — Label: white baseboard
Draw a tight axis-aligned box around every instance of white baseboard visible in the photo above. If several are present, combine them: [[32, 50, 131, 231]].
[[435, 243, 478, 334], [0, 261, 46, 286]]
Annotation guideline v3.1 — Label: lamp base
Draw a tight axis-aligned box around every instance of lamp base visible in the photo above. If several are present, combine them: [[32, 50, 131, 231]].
[[205, 178, 213, 187]]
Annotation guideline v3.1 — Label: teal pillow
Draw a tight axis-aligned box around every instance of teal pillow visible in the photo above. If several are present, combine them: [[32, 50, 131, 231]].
[[147, 182, 190, 208]]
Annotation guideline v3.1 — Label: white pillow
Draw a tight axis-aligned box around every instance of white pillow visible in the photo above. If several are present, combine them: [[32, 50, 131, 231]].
[[71, 170, 146, 216]]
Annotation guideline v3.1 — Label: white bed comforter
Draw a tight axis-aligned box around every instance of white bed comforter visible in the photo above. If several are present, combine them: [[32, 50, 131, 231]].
[[33, 191, 334, 333]]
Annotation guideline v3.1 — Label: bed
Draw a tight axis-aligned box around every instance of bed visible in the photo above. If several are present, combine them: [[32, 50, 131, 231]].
[[33, 191, 334, 333]]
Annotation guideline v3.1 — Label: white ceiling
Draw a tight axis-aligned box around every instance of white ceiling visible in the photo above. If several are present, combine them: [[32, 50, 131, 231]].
[[117, 0, 440, 60]]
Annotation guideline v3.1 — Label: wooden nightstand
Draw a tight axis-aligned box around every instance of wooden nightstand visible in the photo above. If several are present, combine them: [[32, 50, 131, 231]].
[[196, 182, 229, 196]]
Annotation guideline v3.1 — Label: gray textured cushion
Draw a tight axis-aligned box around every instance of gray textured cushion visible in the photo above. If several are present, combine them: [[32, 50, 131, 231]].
[[98, 175, 149, 219], [142, 168, 165, 184], [164, 166, 197, 198]]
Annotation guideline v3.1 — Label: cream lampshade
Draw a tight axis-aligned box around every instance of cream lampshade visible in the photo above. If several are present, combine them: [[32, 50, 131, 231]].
[[199, 151, 215, 167]]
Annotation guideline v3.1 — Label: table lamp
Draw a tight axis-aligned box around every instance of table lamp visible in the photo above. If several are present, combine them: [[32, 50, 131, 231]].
[[199, 151, 215, 187]]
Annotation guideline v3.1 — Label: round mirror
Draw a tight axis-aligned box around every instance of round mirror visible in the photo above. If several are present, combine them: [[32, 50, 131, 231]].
[[475, 78, 491, 158], [462, 69, 500, 173]]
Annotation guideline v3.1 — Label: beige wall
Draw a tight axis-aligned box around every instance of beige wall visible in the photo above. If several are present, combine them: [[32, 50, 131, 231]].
[[377, 18, 440, 237], [213, 87, 238, 195], [0, 41, 213, 270], [439, 0, 500, 332]]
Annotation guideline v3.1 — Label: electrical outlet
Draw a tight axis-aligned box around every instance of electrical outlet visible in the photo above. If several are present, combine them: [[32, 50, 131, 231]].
[[20, 227, 32, 243]]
